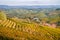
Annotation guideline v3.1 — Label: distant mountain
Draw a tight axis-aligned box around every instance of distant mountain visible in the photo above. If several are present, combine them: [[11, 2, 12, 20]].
[[0, 5, 60, 9], [0, 5, 9, 9]]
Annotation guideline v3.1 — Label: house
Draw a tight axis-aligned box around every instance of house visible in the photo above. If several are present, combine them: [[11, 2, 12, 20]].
[[42, 21, 57, 28], [50, 23, 57, 28], [33, 17, 40, 23]]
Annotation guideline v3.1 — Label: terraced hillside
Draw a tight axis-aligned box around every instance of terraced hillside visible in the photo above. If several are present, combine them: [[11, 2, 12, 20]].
[[0, 11, 60, 40], [0, 18, 60, 40]]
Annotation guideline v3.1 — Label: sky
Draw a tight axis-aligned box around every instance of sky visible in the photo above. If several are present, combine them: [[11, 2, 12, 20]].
[[0, 0, 60, 6]]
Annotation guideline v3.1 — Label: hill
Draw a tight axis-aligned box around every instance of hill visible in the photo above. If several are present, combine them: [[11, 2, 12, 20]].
[[0, 16, 60, 40], [0, 6, 60, 40], [0, 5, 60, 9]]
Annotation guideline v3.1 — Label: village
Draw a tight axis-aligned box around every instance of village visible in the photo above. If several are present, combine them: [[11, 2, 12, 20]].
[[26, 17, 57, 28]]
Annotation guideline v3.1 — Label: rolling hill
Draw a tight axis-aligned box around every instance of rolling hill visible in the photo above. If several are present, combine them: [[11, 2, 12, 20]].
[[0, 12, 60, 40]]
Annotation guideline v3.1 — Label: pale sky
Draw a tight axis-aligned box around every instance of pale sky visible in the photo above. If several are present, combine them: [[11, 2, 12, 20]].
[[0, 0, 60, 6]]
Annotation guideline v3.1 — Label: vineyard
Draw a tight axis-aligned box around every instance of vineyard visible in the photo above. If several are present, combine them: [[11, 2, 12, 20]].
[[0, 17, 60, 40]]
